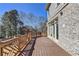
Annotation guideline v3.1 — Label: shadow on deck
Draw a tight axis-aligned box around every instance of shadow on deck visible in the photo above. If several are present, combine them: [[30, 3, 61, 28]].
[[19, 37, 36, 56]]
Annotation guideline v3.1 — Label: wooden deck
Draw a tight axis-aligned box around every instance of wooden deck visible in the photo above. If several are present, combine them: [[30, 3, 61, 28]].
[[32, 37, 71, 56]]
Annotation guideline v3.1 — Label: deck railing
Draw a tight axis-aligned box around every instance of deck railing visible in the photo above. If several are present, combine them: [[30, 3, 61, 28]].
[[0, 32, 32, 56]]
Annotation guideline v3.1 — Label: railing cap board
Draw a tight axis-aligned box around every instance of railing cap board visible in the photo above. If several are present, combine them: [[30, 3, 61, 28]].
[[0, 37, 19, 47]]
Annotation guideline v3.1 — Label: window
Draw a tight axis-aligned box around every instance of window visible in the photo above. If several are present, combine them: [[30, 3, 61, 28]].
[[56, 19, 58, 39], [53, 18, 59, 39]]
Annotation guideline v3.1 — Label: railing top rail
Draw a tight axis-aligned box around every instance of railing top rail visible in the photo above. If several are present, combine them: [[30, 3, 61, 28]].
[[0, 37, 19, 47], [0, 37, 18, 43], [0, 33, 29, 47]]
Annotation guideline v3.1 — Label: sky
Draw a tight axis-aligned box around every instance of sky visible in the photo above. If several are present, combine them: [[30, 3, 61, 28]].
[[0, 3, 47, 27]]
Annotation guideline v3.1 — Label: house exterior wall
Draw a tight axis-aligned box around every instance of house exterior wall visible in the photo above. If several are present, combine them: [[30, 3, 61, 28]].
[[48, 3, 57, 20], [47, 3, 79, 55]]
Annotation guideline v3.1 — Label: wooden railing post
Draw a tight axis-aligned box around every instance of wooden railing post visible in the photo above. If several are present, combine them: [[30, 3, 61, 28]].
[[0, 47, 1, 56], [18, 38, 21, 52], [29, 32, 31, 40], [16, 37, 21, 53], [0, 45, 2, 56]]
